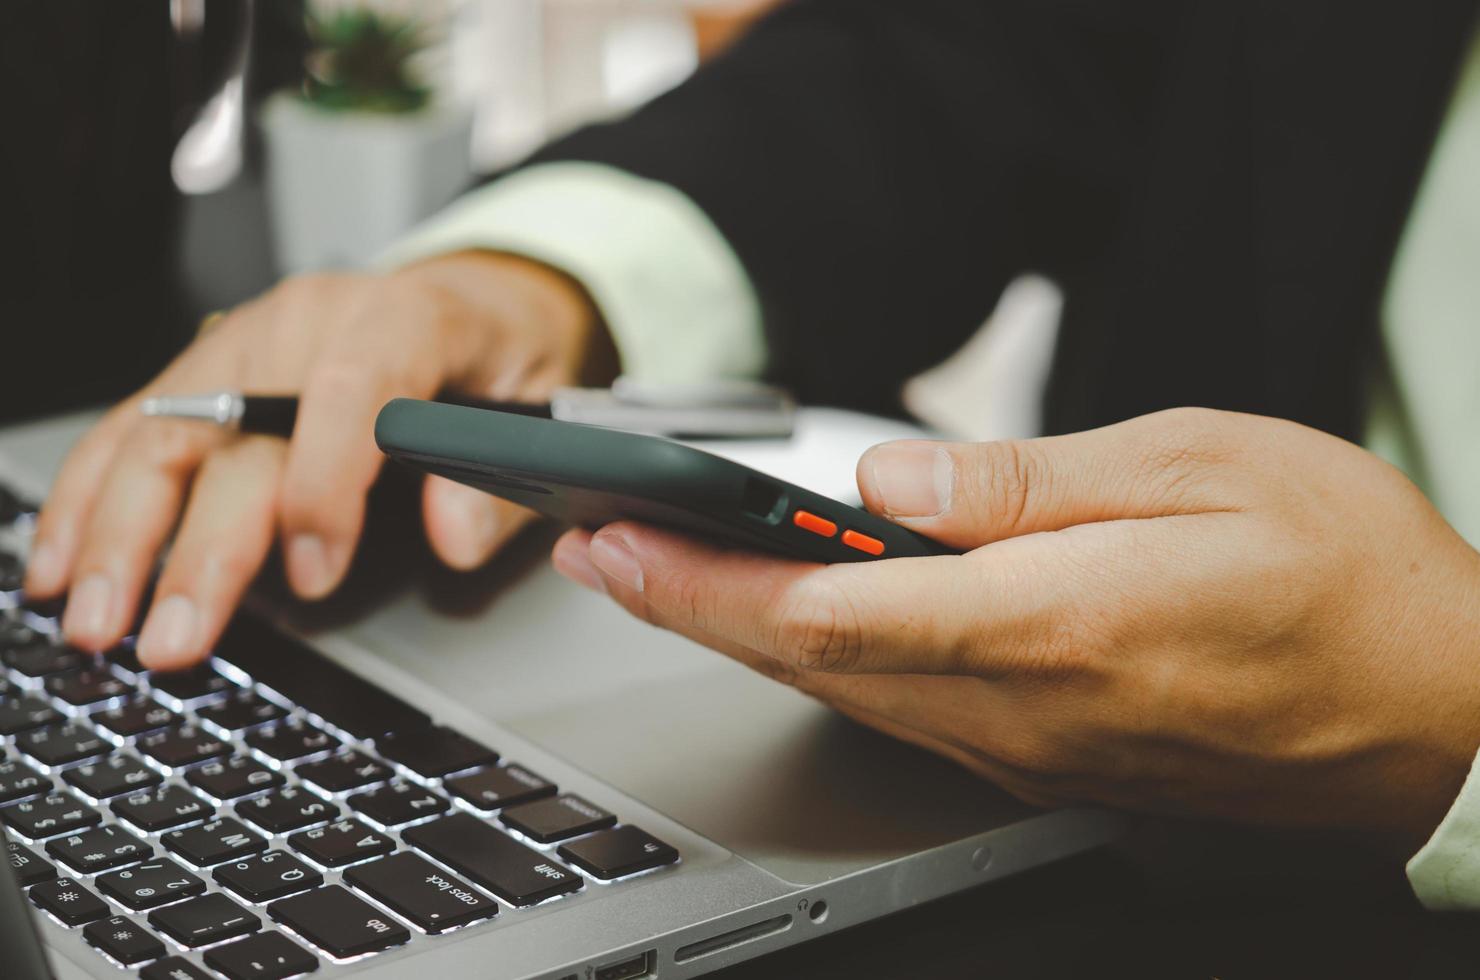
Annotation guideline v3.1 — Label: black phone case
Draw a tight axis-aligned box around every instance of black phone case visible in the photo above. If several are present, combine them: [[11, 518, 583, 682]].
[[374, 399, 948, 563]]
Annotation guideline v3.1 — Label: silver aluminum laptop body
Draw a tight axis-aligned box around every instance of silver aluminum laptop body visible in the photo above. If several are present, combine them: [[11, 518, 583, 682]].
[[0, 411, 1124, 980]]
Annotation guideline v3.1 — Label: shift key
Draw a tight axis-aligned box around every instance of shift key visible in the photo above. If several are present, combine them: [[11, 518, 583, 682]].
[[403, 813, 582, 906]]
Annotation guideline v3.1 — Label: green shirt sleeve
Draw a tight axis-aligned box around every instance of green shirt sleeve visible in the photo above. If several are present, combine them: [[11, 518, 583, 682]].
[[379, 160, 766, 384], [1374, 27, 1480, 909]]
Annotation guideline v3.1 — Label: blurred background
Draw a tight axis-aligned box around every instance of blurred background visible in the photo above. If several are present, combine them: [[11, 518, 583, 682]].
[[3, 0, 1051, 437]]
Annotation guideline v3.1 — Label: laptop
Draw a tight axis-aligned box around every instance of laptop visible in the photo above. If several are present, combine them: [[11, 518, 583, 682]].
[[0, 410, 1124, 980]]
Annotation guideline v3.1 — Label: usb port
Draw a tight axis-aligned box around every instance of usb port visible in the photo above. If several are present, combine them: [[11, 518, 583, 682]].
[[594, 950, 654, 980]]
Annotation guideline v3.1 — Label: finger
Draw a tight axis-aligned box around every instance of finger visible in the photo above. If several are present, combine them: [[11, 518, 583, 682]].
[[24, 406, 138, 596], [136, 436, 287, 670], [423, 476, 537, 570], [558, 527, 1067, 789], [278, 356, 437, 598], [61, 419, 229, 650], [575, 521, 1042, 676], [856, 407, 1246, 550]]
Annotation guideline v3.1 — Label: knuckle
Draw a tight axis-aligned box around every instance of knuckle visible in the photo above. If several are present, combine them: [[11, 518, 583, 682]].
[[965, 440, 1045, 537], [1135, 407, 1241, 506], [771, 577, 865, 672]]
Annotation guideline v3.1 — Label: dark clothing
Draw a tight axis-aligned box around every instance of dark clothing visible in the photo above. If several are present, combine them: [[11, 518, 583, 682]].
[[534, 0, 1480, 440]]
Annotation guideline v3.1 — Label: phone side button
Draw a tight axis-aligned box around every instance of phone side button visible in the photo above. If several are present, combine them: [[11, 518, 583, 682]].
[[793, 511, 838, 537], [840, 530, 885, 556]]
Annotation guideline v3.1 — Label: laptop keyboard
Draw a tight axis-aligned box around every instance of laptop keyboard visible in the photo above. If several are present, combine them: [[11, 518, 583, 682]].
[[0, 483, 680, 977]]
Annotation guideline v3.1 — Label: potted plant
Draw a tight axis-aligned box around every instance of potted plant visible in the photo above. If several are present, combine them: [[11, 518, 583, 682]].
[[261, 5, 473, 274]]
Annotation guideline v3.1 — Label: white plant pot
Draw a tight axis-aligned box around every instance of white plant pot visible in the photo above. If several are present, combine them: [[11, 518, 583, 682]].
[[261, 94, 474, 274]]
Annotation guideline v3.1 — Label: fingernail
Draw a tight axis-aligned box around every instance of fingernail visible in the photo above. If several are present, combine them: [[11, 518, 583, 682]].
[[287, 534, 335, 597], [589, 533, 643, 592], [552, 539, 605, 593], [24, 540, 64, 593], [62, 574, 114, 644], [866, 442, 953, 518], [137, 595, 198, 668]]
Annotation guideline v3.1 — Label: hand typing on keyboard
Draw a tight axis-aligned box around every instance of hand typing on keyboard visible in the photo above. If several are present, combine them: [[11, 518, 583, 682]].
[[20, 252, 612, 670], [0, 600, 682, 975]]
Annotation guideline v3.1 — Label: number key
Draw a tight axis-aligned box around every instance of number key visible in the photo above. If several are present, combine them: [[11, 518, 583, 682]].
[[95, 859, 206, 911], [138, 725, 232, 770], [45, 823, 151, 874], [186, 756, 284, 801], [111, 784, 212, 832], [0, 758, 49, 804], [1, 791, 101, 839], [15, 721, 110, 767], [62, 754, 161, 800]]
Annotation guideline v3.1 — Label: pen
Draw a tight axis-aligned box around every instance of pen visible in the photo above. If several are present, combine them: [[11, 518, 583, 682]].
[[139, 391, 550, 438]]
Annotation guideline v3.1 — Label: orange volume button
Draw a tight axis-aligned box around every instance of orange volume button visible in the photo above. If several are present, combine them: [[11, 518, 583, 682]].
[[841, 529, 885, 556], [793, 510, 838, 537]]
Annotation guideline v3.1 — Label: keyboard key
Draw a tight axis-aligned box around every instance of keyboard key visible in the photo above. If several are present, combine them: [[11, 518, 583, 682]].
[[164, 818, 268, 867], [236, 787, 339, 834], [403, 812, 582, 906], [294, 751, 391, 794], [0, 695, 62, 735], [45, 669, 134, 707], [138, 725, 233, 769], [101, 645, 147, 680], [0, 551, 20, 592], [1, 615, 42, 650], [1, 791, 101, 838], [376, 725, 497, 778], [559, 826, 679, 880], [445, 764, 555, 811], [287, 818, 394, 868], [19, 593, 66, 621], [214, 850, 323, 903], [500, 794, 616, 844], [112, 784, 212, 832], [7, 837, 57, 885], [141, 957, 213, 980], [149, 665, 235, 704], [150, 892, 262, 948], [0, 758, 49, 804], [196, 691, 287, 733], [83, 914, 166, 965], [268, 885, 410, 959], [63, 754, 162, 800], [348, 782, 448, 828], [343, 852, 497, 934], [0, 484, 35, 524], [3, 640, 86, 678], [245, 719, 340, 764], [216, 614, 429, 741], [46, 823, 151, 874], [204, 930, 319, 980], [15, 720, 111, 767], [30, 875, 110, 926], [96, 859, 206, 911], [186, 756, 284, 801], [93, 699, 181, 738]]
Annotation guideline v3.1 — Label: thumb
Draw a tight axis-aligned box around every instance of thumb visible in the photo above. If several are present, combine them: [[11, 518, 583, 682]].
[[856, 408, 1236, 550]]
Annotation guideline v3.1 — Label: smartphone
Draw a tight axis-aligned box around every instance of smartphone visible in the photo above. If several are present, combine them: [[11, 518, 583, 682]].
[[374, 398, 947, 563]]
